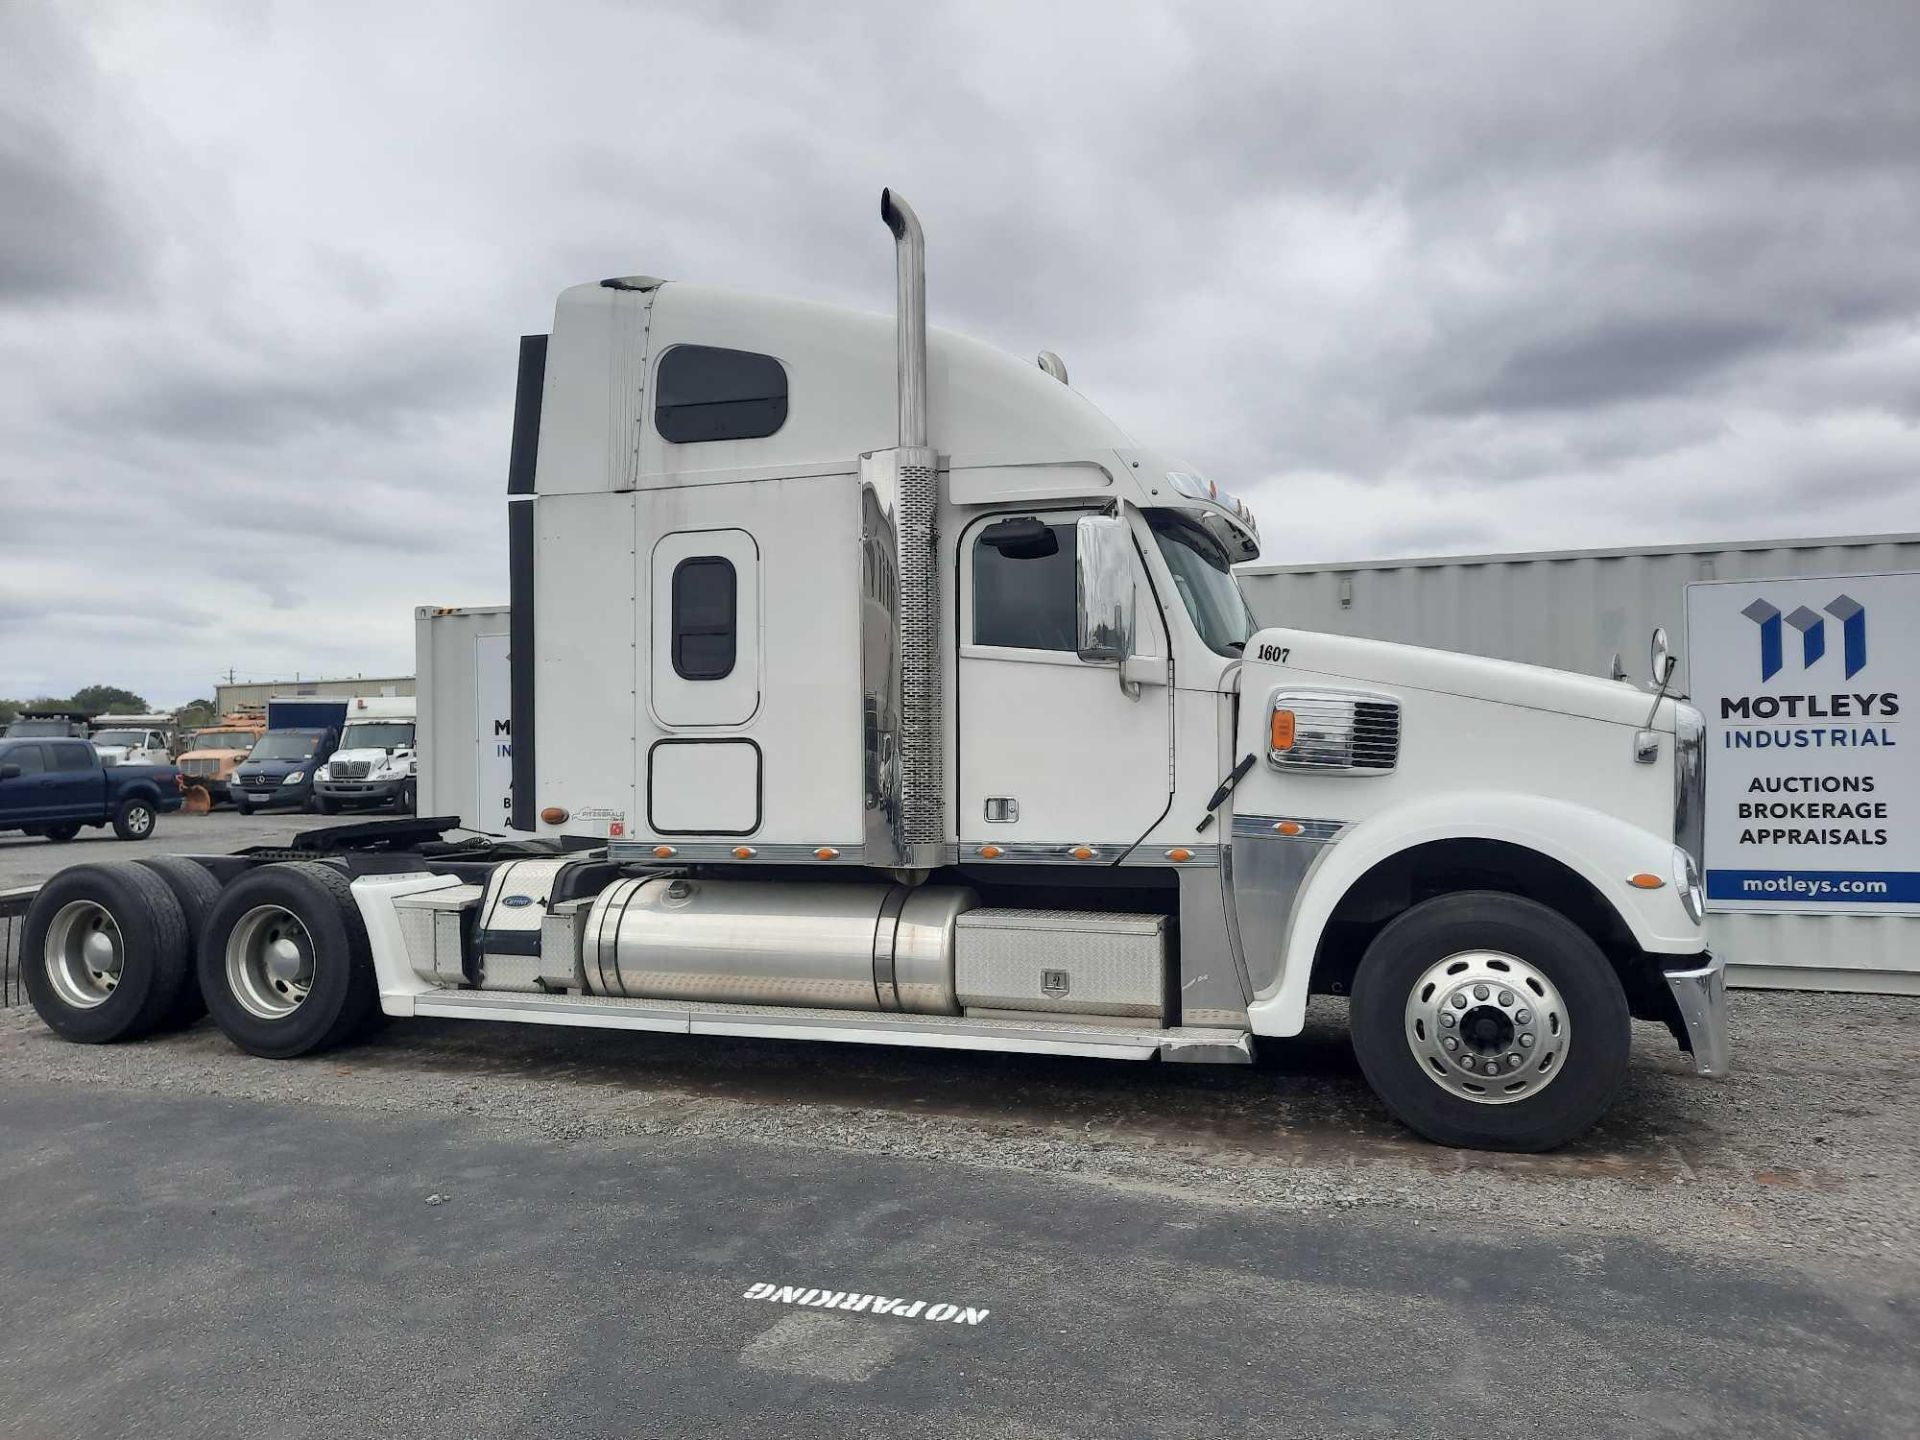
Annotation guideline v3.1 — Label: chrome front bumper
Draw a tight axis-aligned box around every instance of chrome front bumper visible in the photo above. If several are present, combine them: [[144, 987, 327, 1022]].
[[1662, 950, 1730, 1078]]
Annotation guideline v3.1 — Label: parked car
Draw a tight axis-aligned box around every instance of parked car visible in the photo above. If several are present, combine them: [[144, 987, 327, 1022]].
[[88, 725, 173, 768], [175, 713, 268, 805], [313, 696, 417, 813], [0, 737, 183, 842], [230, 727, 338, 814], [3, 710, 93, 740]]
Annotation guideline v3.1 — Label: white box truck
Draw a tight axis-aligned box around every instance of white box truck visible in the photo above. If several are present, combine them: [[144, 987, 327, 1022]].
[[312, 695, 419, 814], [7, 193, 1725, 1150]]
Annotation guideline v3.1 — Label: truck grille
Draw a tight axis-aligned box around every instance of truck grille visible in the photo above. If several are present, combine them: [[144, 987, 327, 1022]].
[[180, 758, 221, 777], [332, 760, 372, 780]]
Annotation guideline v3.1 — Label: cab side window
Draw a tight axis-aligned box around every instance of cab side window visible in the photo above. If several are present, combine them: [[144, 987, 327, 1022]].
[[671, 556, 738, 680], [655, 346, 788, 443], [1, 743, 47, 775], [51, 742, 94, 772], [972, 521, 1078, 652]]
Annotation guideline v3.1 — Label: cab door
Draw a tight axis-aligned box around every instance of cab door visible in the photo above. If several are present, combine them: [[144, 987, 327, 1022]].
[[957, 510, 1171, 859], [0, 743, 53, 823]]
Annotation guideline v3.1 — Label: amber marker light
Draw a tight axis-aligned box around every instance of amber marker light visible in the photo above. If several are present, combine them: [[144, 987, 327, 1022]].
[[732, 846, 756, 859], [978, 844, 1004, 859], [539, 806, 569, 825], [1270, 709, 1296, 751], [814, 847, 840, 860], [1070, 845, 1096, 860], [1275, 820, 1303, 836], [1628, 873, 1665, 889], [653, 845, 676, 859], [1166, 848, 1194, 862]]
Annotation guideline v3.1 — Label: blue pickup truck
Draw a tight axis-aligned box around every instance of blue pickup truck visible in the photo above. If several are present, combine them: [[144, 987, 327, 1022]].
[[0, 737, 183, 843]]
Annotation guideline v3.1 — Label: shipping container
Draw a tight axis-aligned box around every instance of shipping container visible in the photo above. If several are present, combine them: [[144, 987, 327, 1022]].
[[1239, 532, 1920, 995], [414, 604, 516, 834]]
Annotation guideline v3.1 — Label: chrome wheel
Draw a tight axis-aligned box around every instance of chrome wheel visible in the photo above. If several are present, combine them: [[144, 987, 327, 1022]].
[[225, 905, 316, 1019], [126, 805, 153, 837], [1405, 950, 1569, 1105], [44, 901, 124, 1009]]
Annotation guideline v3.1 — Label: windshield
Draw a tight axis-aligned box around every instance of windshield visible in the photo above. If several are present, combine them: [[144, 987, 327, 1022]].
[[91, 730, 151, 747], [1146, 510, 1255, 657], [249, 730, 322, 761], [340, 721, 414, 750], [189, 731, 257, 751]]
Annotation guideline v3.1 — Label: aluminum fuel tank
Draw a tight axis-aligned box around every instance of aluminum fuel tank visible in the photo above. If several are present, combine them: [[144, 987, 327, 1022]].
[[584, 876, 977, 1014]]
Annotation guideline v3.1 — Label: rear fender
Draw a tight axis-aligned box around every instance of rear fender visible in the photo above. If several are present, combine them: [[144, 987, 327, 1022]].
[[1243, 790, 1700, 1037]]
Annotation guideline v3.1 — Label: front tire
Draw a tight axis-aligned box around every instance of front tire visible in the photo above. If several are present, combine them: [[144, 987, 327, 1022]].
[[198, 861, 381, 1058], [42, 823, 81, 843], [1349, 891, 1631, 1152], [392, 779, 415, 815], [20, 862, 191, 1043], [112, 797, 156, 841], [233, 798, 253, 816]]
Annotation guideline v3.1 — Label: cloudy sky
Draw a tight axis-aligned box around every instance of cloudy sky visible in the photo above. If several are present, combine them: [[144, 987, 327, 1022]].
[[3, 1, 1917, 705]]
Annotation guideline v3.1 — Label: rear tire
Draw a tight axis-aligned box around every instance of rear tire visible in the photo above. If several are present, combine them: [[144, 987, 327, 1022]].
[[43, 824, 81, 843], [112, 797, 157, 841], [198, 861, 381, 1058], [20, 863, 191, 1043], [135, 857, 224, 1029], [1348, 890, 1631, 1152]]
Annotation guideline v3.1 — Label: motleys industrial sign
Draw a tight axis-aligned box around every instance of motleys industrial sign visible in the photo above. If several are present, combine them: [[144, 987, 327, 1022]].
[[1686, 571, 1917, 914]]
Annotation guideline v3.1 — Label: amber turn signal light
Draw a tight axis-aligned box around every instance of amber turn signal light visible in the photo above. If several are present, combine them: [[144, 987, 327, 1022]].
[[1270, 709, 1296, 751], [1275, 820, 1303, 836], [1628, 872, 1665, 889], [539, 806, 569, 825]]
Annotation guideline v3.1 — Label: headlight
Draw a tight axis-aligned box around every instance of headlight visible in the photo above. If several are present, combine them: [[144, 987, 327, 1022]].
[[282, 771, 304, 786], [315, 765, 332, 782], [1672, 846, 1705, 925]]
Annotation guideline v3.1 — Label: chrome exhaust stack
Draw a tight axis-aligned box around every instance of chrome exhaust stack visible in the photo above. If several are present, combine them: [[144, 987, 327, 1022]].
[[860, 189, 943, 874]]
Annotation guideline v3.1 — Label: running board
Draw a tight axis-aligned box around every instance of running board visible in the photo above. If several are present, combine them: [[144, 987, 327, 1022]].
[[406, 990, 1253, 1064]]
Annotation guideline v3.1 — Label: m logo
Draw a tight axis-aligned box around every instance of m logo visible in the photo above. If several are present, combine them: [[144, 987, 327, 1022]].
[[1741, 595, 1866, 682]]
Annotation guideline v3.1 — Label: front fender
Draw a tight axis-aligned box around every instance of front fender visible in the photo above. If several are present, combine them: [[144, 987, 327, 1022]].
[[1243, 790, 1701, 1038]]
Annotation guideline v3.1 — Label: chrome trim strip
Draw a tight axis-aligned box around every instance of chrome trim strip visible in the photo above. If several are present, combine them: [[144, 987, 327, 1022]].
[[607, 841, 868, 864], [962, 841, 1219, 867], [1662, 950, 1730, 1078], [1231, 815, 1348, 843], [1673, 700, 1705, 868]]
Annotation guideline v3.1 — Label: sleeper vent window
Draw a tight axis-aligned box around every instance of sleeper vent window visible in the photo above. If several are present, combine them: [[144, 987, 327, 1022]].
[[655, 345, 788, 443], [671, 557, 738, 680]]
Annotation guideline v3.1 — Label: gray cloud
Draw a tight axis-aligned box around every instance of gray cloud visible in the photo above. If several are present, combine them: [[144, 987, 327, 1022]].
[[0, 0, 1917, 704]]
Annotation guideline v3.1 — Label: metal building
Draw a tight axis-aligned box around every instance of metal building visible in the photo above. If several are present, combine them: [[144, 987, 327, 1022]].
[[1238, 532, 1920, 996], [213, 674, 415, 716]]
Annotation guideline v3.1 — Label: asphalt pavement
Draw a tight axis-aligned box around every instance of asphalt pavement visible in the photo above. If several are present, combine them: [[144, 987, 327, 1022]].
[[0, 809, 374, 890], [2, 1082, 1913, 1439]]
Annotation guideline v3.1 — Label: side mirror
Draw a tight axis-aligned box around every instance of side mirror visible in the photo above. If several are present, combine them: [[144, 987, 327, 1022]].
[[1650, 627, 1677, 688], [1075, 514, 1136, 664], [0, 763, 20, 781]]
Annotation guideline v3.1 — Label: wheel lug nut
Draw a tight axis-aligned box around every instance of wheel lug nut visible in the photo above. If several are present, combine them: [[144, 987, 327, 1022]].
[[1520, 1033, 1535, 1048], [1442, 1036, 1459, 1051], [1439, 1012, 1456, 1029], [1472, 984, 1489, 1000], [1509, 1054, 1523, 1069], [1451, 994, 1468, 1009], [1515, 1008, 1531, 1025], [1498, 990, 1514, 1006], [1459, 1056, 1475, 1070]]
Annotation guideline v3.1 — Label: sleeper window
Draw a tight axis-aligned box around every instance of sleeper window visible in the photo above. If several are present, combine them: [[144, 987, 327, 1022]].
[[672, 557, 737, 680], [655, 345, 789, 443], [973, 522, 1078, 652]]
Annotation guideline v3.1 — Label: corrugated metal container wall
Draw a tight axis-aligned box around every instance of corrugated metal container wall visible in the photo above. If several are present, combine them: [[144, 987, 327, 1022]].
[[415, 604, 517, 834], [1237, 533, 1920, 996], [1239, 533, 1920, 692]]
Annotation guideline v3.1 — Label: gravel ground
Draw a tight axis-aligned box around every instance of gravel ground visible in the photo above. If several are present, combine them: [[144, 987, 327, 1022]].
[[3, 986, 1915, 1274]]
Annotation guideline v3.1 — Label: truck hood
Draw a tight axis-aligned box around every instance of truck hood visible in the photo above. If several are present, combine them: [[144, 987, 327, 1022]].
[[325, 747, 403, 768], [1249, 628, 1662, 729]]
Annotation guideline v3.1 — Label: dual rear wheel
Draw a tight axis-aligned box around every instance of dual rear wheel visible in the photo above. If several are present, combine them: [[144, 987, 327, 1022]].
[[22, 860, 380, 1057]]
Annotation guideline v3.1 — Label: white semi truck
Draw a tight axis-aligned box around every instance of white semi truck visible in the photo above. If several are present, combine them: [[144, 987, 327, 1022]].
[[11, 192, 1725, 1150]]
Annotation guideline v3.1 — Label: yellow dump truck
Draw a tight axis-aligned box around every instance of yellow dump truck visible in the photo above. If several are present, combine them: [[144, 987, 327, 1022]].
[[175, 712, 267, 808]]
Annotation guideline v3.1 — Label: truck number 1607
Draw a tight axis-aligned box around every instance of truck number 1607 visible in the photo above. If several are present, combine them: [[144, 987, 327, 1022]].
[[1256, 643, 1290, 664]]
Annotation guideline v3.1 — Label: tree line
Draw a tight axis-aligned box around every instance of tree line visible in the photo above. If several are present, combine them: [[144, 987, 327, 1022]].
[[0, 686, 218, 730]]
